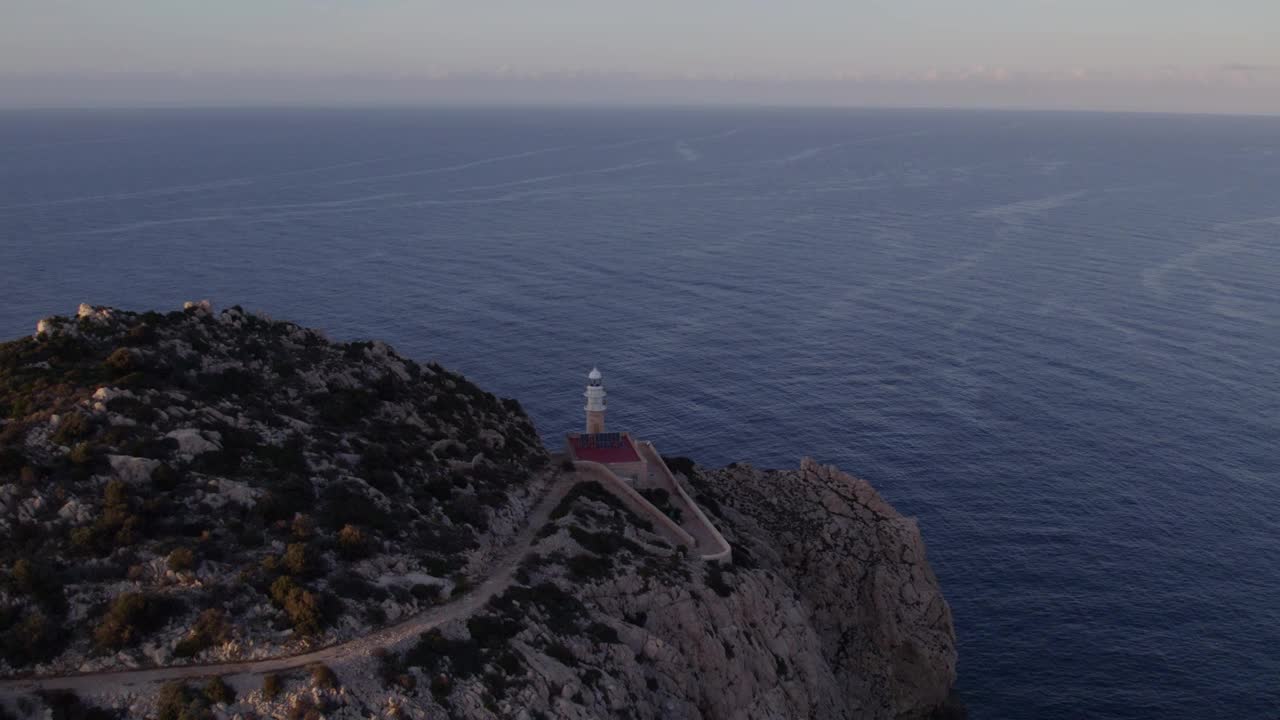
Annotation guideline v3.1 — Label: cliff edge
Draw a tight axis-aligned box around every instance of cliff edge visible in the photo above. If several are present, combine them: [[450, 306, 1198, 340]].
[[0, 303, 957, 719]]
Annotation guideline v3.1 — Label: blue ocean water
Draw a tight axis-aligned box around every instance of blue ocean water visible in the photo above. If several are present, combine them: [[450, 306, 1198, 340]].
[[1, 107, 1278, 718]]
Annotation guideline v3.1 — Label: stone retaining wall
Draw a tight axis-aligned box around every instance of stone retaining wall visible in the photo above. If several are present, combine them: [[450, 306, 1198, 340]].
[[572, 460, 697, 548], [636, 441, 733, 564]]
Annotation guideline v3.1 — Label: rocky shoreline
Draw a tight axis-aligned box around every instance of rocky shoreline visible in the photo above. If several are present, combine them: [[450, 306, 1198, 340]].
[[1, 302, 959, 719]]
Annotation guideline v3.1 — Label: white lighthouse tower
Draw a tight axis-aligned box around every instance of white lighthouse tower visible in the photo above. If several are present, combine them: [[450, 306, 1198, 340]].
[[584, 367, 607, 434]]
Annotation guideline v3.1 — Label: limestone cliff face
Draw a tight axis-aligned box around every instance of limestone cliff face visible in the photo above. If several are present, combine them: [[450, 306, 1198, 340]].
[[693, 459, 958, 718], [516, 458, 959, 720]]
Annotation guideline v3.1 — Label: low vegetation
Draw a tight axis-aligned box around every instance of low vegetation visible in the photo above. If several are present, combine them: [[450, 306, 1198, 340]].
[[261, 673, 282, 700], [0, 302, 550, 673], [173, 609, 229, 658], [309, 662, 338, 690]]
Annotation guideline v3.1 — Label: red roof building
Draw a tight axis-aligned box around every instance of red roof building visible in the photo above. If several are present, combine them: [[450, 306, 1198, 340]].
[[567, 432, 641, 464], [565, 369, 649, 483]]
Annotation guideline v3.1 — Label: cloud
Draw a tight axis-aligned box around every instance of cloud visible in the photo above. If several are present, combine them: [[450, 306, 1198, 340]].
[[4, 66, 1280, 115], [1222, 63, 1278, 73]]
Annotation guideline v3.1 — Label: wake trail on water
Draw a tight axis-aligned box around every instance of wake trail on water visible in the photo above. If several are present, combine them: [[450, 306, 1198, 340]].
[[1138, 211, 1280, 299], [0, 135, 136, 154], [1, 132, 697, 215], [0, 180, 256, 213], [319, 146, 575, 187], [68, 201, 411, 236], [0, 154, 430, 214], [194, 193, 407, 214], [448, 161, 659, 193], [69, 173, 680, 234], [686, 128, 741, 143], [68, 172, 730, 234], [776, 130, 932, 165], [805, 190, 1089, 327], [589, 135, 670, 151]]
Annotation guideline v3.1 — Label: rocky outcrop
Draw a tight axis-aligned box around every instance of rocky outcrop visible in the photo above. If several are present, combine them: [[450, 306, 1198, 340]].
[[697, 459, 958, 718], [0, 303, 957, 720], [0, 302, 549, 677], [191, 462, 951, 720]]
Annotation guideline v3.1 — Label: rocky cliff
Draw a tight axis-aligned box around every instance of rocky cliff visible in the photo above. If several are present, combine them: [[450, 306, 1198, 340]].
[[0, 303, 957, 720]]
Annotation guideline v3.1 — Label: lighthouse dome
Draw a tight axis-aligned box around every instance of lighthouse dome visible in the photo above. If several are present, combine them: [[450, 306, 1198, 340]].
[[588, 367, 602, 381]]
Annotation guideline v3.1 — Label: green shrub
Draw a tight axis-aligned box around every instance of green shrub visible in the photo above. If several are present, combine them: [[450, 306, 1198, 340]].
[[467, 613, 522, 649], [282, 542, 313, 576], [336, 524, 367, 559], [317, 388, 376, 426], [587, 621, 620, 644], [167, 547, 196, 573], [309, 662, 338, 689], [662, 455, 697, 477], [173, 609, 228, 658], [291, 514, 315, 540], [70, 480, 143, 555], [68, 442, 94, 465], [568, 526, 644, 556], [404, 628, 485, 679], [284, 588, 324, 636], [706, 563, 733, 597], [262, 673, 281, 700], [489, 581, 587, 636], [104, 348, 140, 377], [269, 575, 298, 606], [52, 412, 91, 446], [156, 681, 210, 720], [639, 487, 683, 523], [203, 676, 234, 705], [318, 482, 391, 532], [0, 447, 26, 474], [254, 475, 315, 524], [104, 479, 128, 509], [124, 323, 156, 346], [91, 592, 178, 653], [260, 554, 280, 573], [567, 553, 612, 581], [411, 583, 441, 603], [1, 609, 64, 667], [93, 592, 149, 651], [445, 495, 488, 531], [544, 641, 578, 667], [150, 463, 180, 490], [270, 577, 324, 636], [285, 697, 320, 720], [430, 673, 451, 698], [30, 690, 117, 720], [394, 672, 416, 692], [11, 558, 39, 595]]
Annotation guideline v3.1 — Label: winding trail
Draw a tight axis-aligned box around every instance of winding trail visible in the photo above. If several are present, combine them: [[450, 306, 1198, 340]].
[[635, 442, 732, 562], [0, 475, 576, 699]]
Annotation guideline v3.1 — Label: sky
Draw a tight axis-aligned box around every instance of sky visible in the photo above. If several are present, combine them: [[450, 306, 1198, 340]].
[[3, 0, 1280, 114]]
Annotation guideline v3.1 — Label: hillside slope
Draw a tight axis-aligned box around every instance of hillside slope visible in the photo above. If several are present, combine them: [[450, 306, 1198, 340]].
[[0, 302, 549, 676], [0, 302, 958, 719]]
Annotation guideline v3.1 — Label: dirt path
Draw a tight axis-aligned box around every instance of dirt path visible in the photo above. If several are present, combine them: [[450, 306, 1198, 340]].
[[0, 475, 576, 699]]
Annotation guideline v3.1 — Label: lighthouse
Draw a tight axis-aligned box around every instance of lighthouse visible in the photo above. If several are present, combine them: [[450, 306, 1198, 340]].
[[564, 368, 648, 487], [584, 367, 607, 434]]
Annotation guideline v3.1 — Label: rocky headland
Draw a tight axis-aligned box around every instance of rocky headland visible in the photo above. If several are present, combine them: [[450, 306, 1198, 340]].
[[0, 302, 958, 719]]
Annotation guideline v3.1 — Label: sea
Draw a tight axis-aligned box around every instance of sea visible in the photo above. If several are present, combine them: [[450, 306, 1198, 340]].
[[0, 107, 1277, 719]]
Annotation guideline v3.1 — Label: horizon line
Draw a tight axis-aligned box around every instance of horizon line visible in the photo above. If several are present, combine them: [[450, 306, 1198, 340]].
[[2, 101, 1279, 121]]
